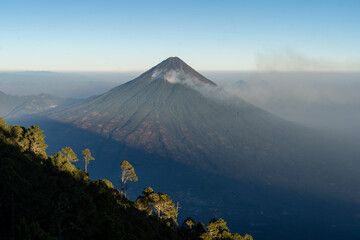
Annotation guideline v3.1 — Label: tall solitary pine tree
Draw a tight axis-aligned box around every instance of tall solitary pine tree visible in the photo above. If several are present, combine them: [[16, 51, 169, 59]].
[[82, 148, 94, 173], [119, 160, 138, 198]]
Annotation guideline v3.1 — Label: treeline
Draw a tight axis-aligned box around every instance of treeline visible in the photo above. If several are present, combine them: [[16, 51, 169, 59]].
[[0, 117, 253, 240]]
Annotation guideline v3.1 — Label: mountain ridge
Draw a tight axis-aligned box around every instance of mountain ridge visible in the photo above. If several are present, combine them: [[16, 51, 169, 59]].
[[0, 90, 77, 118]]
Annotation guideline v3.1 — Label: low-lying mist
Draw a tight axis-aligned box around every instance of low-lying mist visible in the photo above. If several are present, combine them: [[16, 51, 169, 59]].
[[2, 70, 359, 142], [206, 71, 360, 141], [0, 71, 140, 98]]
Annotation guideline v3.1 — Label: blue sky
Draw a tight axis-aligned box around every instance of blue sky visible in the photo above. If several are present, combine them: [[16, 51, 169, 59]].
[[0, 0, 359, 71]]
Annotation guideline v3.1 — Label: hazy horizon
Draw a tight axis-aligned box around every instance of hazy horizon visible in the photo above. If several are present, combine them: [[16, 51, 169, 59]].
[[1, 69, 360, 143]]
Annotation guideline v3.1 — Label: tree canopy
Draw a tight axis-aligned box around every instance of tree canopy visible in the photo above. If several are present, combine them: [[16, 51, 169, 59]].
[[61, 147, 78, 162], [199, 218, 252, 240], [135, 187, 178, 227]]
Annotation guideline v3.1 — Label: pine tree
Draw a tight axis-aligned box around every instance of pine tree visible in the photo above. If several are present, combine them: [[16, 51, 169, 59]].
[[22, 126, 47, 156], [135, 187, 178, 226], [61, 147, 78, 162], [182, 217, 196, 230], [207, 218, 229, 238], [119, 160, 138, 198], [0, 117, 7, 130], [82, 148, 94, 173]]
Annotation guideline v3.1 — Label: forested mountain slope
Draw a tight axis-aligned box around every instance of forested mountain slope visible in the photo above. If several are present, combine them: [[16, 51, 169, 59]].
[[0, 118, 251, 240]]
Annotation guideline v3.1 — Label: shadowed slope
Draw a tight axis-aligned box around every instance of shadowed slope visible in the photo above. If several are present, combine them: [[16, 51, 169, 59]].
[[0, 120, 189, 240], [9, 116, 360, 240]]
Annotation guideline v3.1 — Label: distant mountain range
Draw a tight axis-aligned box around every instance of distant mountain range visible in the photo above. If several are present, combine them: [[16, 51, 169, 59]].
[[0, 90, 79, 118], [0, 71, 133, 98]]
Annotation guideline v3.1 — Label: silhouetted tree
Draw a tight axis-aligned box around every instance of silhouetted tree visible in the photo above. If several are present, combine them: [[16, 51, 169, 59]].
[[82, 148, 94, 173], [182, 217, 196, 230], [134, 187, 153, 215], [243, 234, 254, 240], [197, 218, 252, 240], [21, 125, 47, 156], [61, 147, 78, 162], [180, 217, 198, 238], [207, 218, 229, 238], [119, 160, 138, 198], [10, 125, 24, 140], [135, 187, 178, 226], [0, 117, 8, 132]]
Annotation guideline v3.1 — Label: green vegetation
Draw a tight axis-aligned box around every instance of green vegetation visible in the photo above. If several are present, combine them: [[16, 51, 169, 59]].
[[82, 148, 94, 173], [0, 117, 252, 240], [61, 147, 78, 162], [135, 187, 178, 227], [179, 217, 253, 240], [119, 160, 138, 198], [201, 219, 253, 240]]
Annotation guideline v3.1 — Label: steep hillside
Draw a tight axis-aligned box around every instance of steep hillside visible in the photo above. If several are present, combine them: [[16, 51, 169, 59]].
[[0, 91, 24, 115], [0, 118, 251, 240], [12, 116, 360, 240]]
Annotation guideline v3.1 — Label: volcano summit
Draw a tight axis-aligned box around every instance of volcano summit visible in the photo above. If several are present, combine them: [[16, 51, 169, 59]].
[[46, 57, 359, 200]]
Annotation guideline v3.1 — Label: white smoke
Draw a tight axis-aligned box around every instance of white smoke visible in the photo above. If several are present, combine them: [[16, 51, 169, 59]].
[[151, 68, 210, 90], [219, 71, 360, 141], [150, 67, 239, 106], [151, 69, 163, 79], [256, 49, 360, 72]]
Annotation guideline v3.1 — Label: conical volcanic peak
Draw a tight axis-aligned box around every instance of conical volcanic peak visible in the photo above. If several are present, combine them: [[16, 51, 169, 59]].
[[149, 57, 217, 86], [155, 57, 187, 70], [44, 56, 360, 206]]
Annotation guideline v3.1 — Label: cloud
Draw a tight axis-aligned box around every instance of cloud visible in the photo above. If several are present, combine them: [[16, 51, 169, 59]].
[[152, 69, 209, 89], [256, 49, 360, 71]]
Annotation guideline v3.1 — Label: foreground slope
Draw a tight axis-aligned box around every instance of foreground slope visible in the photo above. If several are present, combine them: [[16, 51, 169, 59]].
[[11, 116, 359, 240], [0, 118, 252, 240], [0, 120, 184, 240]]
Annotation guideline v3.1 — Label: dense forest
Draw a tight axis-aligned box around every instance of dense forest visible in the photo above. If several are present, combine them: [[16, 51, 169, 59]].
[[0, 117, 252, 240]]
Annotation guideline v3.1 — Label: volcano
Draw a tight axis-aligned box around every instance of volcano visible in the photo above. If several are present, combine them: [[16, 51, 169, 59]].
[[45, 57, 359, 200]]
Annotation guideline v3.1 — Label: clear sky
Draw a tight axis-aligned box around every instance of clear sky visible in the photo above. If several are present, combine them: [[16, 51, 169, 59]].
[[1, 0, 359, 71]]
